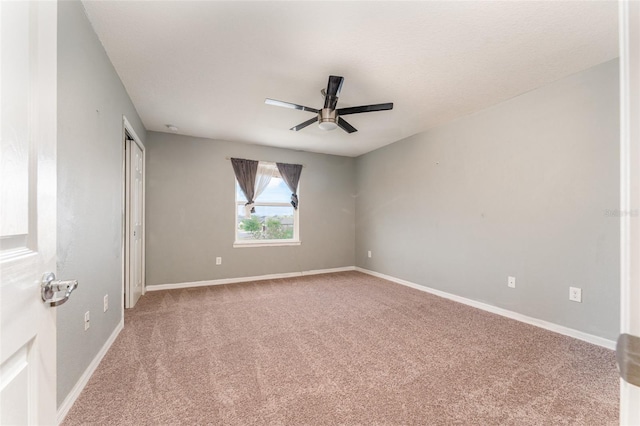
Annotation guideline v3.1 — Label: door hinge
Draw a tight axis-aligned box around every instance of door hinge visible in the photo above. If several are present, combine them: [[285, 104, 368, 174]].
[[617, 333, 640, 387]]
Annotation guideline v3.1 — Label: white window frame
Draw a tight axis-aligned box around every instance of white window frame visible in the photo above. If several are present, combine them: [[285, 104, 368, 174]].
[[233, 162, 300, 248]]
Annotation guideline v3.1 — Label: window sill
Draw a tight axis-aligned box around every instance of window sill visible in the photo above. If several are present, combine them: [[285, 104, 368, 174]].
[[233, 240, 301, 248]]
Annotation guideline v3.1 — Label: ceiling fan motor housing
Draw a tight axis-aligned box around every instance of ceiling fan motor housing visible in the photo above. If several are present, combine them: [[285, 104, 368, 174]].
[[318, 108, 338, 130]]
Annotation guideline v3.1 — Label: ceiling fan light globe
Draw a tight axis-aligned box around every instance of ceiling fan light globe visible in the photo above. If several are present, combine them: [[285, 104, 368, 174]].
[[318, 121, 338, 131]]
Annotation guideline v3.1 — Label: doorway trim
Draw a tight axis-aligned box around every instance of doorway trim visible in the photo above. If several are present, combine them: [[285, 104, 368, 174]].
[[619, 1, 640, 423], [122, 116, 146, 310]]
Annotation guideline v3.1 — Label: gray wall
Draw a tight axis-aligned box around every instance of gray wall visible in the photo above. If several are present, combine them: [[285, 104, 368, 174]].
[[145, 132, 355, 286], [57, 1, 146, 406], [355, 59, 620, 341]]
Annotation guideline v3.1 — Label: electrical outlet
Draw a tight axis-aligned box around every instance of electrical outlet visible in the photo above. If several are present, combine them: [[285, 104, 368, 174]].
[[507, 276, 516, 288], [216, 257, 222, 265], [569, 287, 582, 303], [367, 250, 372, 258], [103, 294, 108, 312], [84, 311, 90, 331]]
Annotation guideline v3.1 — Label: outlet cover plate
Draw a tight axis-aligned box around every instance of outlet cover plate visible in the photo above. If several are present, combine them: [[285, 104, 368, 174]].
[[508, 276, 516, 288], [569, 287, 582, 303], [216, 257, 222, 265]]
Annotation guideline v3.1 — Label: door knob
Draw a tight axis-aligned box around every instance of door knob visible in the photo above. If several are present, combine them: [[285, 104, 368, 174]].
[[41, 272, 78, 307]]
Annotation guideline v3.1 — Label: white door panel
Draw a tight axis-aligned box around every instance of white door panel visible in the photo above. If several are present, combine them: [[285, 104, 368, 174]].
[[126, 139, 144, 308], [0, 1, 58, 424]]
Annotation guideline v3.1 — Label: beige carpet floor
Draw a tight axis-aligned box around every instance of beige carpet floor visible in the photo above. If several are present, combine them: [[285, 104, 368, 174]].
[[63, 271, 618, 425]]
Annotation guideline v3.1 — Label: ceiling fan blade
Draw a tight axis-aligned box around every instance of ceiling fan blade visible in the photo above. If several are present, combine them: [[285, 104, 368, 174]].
[[337, 103, 393, 116], [290, 116, 318, 131], [326, 76, 344, 97], [337, 117, 357, 133], [265, 98, 319, 114], [324, 76, 344, 109]]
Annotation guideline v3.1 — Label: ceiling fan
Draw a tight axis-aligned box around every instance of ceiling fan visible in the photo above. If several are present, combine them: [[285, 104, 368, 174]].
[[265, 75, 393, 133]]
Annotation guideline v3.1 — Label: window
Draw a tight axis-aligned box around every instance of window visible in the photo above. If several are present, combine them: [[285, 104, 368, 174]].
[[234, 162, 300, 247]]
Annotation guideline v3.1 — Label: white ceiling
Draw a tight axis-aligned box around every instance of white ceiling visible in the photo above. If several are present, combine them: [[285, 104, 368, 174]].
[[82, 1, 618, 157]]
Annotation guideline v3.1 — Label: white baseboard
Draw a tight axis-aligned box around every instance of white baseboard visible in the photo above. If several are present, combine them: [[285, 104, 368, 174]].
[[146, 266, 357, 292], [355, 267, 616, 350], [57, 319, 124, 424]]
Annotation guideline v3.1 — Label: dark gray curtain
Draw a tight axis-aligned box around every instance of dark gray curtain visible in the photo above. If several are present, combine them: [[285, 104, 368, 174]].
[[276, 162, 302, 209], [231, 158, 258, 213]]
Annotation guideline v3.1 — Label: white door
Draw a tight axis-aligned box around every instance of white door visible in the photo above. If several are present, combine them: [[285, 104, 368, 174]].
[[619, 1, 640, 424], [126, 138, 144, 308], [0, 1, 58, 424]]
